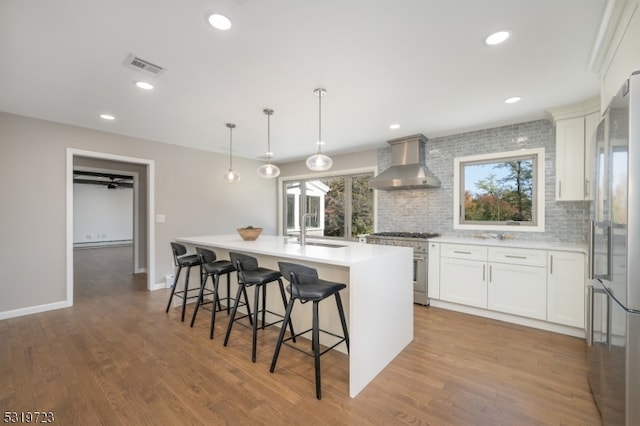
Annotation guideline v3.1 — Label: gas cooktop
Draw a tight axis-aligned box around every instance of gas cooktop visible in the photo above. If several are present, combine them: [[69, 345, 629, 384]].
[[368, 232, 440, 239]]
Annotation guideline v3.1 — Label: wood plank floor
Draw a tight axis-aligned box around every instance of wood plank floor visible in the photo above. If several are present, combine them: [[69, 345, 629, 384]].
[[1, 246, 602, 425]]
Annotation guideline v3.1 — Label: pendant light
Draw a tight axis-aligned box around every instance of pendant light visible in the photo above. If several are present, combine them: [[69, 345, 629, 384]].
[[306, 88, 333, 171], [223, 123, 241, 183], [257, 108, 281, 178]]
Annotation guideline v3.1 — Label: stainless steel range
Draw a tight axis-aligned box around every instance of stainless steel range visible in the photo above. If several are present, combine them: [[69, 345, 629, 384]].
[[365, 232, 440, 305]]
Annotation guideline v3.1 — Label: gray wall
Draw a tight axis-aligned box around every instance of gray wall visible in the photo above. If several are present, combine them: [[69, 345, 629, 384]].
[[0, 112, 278, 315], [376, 119, 590, 243]]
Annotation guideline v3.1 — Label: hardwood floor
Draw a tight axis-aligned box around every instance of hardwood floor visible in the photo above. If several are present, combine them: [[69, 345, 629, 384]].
[[1, 246, 601, 425]]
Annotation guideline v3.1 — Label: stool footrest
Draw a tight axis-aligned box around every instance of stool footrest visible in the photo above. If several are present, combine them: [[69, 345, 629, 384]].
[[281, 327, 347, 357], [232, 309, 286, 331]]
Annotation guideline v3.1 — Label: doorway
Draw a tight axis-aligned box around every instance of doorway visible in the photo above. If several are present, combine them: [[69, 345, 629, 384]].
[[66, 148, 156, 307]]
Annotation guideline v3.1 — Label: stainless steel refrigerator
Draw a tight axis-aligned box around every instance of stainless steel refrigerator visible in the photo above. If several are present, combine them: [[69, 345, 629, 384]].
[[587, 71, 640, 426]]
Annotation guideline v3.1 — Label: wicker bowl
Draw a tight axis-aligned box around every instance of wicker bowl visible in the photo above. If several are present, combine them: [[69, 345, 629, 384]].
[[237, 227, 263, 241]]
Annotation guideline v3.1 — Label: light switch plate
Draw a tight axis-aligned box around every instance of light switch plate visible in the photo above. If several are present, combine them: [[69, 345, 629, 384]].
[[156, 214, 166, 223]]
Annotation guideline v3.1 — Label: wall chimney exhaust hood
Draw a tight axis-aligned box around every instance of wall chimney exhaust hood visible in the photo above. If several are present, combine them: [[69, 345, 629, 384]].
[[369, 134, 440, 190]]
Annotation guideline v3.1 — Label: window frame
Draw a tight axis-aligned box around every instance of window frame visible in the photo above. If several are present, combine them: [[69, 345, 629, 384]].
[[453, 148, 545, 232]]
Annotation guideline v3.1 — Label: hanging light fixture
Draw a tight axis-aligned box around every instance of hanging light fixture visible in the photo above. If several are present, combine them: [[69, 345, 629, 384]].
[[223, 123, 241, 183], [306, 88, 333, 171], [257, 108, 281, 178]]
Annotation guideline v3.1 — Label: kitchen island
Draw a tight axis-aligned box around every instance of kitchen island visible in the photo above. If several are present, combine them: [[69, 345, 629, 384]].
[[175, 234, 413, 398]]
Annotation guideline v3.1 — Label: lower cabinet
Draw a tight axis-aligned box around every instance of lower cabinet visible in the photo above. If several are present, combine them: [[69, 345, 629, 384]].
[[487, 262, 546, 320], [547, 250, 585, 328], [440, 257, 487, 308], [430, 241, 587, 330]]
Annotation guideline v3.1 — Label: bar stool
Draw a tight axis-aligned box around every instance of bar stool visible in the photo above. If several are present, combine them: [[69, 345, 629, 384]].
[[165, 242, 202, 322], [190, 247, 243, 339], [224, 252, 296, 363], [270, 261, 350, 400]]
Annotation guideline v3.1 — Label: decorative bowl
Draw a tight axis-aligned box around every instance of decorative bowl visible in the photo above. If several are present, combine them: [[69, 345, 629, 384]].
[[237, 227, 263, 241]]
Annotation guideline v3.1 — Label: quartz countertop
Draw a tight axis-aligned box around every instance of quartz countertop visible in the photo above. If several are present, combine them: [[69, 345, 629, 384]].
[[430, 236, 587, 254], [175, 234, 412, 267]]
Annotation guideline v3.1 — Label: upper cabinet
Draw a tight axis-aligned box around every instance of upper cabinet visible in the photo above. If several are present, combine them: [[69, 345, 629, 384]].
[[547, 98, 600, 201]]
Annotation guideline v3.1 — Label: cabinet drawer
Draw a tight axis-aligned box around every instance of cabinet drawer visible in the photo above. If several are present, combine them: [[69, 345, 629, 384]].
[[441, 244, 487, 261], [488, 246, 546, 267]]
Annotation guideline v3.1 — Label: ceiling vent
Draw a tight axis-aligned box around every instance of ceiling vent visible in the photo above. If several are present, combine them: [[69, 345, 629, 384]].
[[123, 54, 165, 77]]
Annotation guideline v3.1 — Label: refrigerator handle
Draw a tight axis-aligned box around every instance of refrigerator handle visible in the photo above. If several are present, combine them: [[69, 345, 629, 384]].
[[606, 221, 613, 282], [586, 284, 594, 346], [606, 290, 612, 349], [588, 220, 595, 279]]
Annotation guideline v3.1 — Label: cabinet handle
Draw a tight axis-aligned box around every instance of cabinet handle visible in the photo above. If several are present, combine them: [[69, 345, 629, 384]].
[[559, 180, 562, 198], [505, 255, 527, 259], [453, 250, 472, 254], [483, 264, 485, 281], [489, 265, 492, 282], [550, 255, 554, 274], [585, 179, 590, 197]]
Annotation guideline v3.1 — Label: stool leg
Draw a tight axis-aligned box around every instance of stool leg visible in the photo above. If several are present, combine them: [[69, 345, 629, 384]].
[[180, 266, 193, 322], [261, 282, 267, 327], [224, 283, 245, 346], [277, 279, 296, 342], [225, 272, 231, 314], [189, 273, 208, 327], [313, 300, 322, 400], [252, 284, 261, 362], [335, 293, 350, 352], [241, 285, 253, 326], [270, 296, 296, 373], [165, 265, 183, 313], [209, 273, 221, 339]]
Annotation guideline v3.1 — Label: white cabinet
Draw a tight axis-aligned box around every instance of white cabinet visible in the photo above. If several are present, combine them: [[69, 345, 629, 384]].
[[487, 247, 547, 320], [439, 244, 488, 308], [555, 116, 586, 200], [547, 250, 586, 328], [427, 242, 440, 299], [488, 262, 547, 320], [550, 100, 600, 201], [431, 240, 587, 333]]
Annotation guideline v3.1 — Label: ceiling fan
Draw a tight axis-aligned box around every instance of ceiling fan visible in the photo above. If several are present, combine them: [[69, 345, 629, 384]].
[[73, 171, 134, 189]]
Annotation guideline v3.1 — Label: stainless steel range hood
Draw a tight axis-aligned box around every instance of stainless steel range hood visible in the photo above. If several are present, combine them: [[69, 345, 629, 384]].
[[369, 134, 441, 190]]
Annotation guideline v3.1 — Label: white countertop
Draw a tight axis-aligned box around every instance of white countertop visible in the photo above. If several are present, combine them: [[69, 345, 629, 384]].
[[430, 236, 587, 254], [176, 234, 412, 267]]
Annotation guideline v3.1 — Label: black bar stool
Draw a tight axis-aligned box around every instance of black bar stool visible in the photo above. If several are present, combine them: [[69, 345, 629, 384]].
[[224, 252, 296, 363], [165, 242, 202, 322], [270, 261, 350, 400], [190, 247, 245, 339]]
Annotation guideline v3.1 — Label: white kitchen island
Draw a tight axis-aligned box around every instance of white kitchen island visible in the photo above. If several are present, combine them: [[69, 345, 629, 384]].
[[175, 234, 413, 398]]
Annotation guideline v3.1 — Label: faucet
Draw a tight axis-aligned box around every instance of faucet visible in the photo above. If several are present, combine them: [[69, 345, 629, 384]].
[[299, 212, 316, 246]]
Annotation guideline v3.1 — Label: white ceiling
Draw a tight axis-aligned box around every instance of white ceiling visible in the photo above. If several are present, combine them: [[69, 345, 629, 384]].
[[0, 0, 607, 163]]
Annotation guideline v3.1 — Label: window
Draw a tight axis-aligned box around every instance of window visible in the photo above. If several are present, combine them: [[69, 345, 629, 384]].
[[281, 172, 374, 240], [453, 148, 545, 232]]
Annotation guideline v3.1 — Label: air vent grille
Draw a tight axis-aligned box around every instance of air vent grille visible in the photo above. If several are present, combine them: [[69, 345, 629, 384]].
[[123, 54, 165, 76]]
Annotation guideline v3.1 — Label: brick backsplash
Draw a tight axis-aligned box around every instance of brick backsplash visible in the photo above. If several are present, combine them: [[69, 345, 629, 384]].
[[375, 119, 590, 244]]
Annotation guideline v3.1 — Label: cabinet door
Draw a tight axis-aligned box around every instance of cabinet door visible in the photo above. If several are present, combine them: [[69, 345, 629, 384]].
[[547, 251, 585, 328], [488, 262, 547, 320], [428, 242, 440, 299], [584, 111, 600, 201], [440, 257, 487, 308], [556, 116, 586, 201]]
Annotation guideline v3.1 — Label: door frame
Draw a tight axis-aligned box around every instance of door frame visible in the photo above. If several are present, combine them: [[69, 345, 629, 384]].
[[66, 148, 156, 305]]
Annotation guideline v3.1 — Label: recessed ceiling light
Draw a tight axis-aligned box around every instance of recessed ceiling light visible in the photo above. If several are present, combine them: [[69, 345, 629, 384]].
[[208, 14, 232, 30], [485, 30, 510, 45], [504, 96, 521, 104], [389, 123, 400, 130], [99, 114, 115, 120], [135, 81, 154, 90]]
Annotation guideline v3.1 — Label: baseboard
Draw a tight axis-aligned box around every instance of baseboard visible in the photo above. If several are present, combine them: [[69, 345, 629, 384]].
[[0, 300, 72, 320], [429, 299, 585, 339], [150, 282, 166, 291]]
